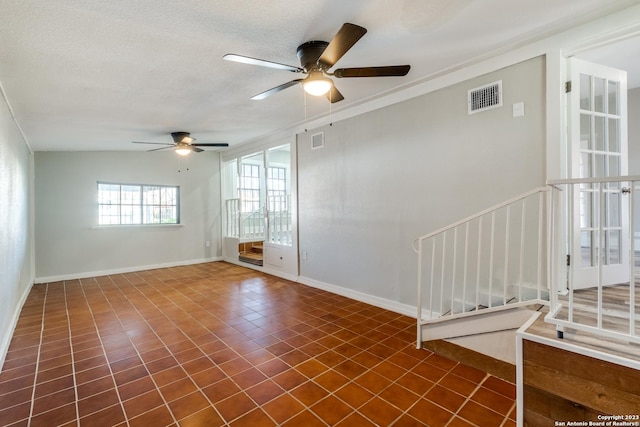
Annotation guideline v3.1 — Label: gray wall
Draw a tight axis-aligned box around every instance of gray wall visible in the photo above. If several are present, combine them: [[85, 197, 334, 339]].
[[297, 56, 546, 306], [34, 151, 222, 280], [0, 93, 33, 365]]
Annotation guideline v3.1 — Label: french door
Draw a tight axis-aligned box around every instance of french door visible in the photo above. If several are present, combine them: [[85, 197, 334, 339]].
[[568, 57, 628, 289]]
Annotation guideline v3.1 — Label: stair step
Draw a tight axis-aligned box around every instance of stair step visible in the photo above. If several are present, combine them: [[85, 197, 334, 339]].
[[239, 252, 263, 266]]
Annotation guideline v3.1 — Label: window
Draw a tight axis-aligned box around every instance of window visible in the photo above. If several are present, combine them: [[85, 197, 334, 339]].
[[267, 166, 287, 212], [98, 182, 179, 225], [239, 164, 261, 213]]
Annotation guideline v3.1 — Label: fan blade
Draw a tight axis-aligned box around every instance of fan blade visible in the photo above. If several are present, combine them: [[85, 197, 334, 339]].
[[147, 146, 173, 152], [223, 54, 303, 73], [333, 65, 411, 78], [318, 23, 367, 68], [251, 79, 304, 100], [192, 147, 204, 153], [132, 141, 174, 145], [326, 85, 344, 103], [192, 143, 230, 147]]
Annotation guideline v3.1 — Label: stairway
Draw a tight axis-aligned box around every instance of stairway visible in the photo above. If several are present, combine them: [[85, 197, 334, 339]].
[[239, 241, 263, 266]]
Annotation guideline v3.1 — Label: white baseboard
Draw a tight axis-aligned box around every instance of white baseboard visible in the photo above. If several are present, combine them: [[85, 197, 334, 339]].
[[222, 258, 418, 318], [297, 276, 418, 319], [0, 278, 34, 371], [34, 257, 224, 284]]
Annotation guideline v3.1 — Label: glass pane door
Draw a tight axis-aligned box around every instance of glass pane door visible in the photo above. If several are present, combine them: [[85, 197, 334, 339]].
[[569, 58, 628, 288]]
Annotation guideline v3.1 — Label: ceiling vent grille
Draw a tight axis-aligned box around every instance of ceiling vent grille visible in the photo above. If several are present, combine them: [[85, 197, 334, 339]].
[[468, 80, 502, 114], [311, 132, 324, 149]]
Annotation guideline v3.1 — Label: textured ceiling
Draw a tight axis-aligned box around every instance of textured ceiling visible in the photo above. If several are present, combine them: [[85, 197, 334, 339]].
[[0, 0, 638, 152]]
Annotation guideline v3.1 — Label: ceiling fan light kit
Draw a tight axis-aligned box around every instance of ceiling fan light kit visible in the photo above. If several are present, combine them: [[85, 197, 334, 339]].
[[303, 71, 333, 96], [131, 131, 228, 155], [223, 22, 411, 103], [174, 145, 192, 156]]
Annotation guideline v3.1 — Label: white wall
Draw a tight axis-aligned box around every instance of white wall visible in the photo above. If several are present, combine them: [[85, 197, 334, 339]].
[[0, 91, 33, 367], [628, 88, 640, 174], [34, 151, 222, 280], [297, 56, 546, 307]]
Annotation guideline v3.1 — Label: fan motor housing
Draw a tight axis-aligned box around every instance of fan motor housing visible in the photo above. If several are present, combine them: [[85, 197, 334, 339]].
[[296, 41, 328, 71]]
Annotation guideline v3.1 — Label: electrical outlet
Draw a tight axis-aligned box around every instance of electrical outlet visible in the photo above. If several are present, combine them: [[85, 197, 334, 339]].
[[205, 240, 211, 247]]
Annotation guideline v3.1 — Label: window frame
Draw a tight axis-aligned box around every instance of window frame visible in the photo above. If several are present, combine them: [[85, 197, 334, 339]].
[[97, 181, 180, 226]]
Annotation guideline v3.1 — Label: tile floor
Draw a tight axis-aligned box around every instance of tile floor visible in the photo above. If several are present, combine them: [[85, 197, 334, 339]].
[[0, 262, 516, 426]]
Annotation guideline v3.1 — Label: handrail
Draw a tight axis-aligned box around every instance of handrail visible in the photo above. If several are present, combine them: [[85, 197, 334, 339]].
[[412, 186, 549, 253], [547, 175, 640, 185], [415, 187, 550, 347]]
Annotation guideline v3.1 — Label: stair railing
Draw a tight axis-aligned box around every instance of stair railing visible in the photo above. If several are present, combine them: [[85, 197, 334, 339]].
[[414, 187, 551, 348], [224, 198, 265, 240], [545, 176, 640, 345]]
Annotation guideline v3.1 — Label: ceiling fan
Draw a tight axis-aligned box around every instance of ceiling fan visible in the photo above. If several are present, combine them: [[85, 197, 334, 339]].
[[223, 23, 411, 103], [132, 132, 228, 155]]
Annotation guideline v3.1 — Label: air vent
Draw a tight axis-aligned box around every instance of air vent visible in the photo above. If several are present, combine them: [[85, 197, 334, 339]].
[[468, 80, 502, 114], [311, 132, 324, 149]]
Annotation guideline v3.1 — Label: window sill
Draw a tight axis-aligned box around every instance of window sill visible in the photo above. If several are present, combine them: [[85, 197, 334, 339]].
[[91, 224, 183, 230]]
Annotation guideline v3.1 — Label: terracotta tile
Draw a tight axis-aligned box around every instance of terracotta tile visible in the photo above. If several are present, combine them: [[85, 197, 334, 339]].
[[279, 349, 310, 367], [439, 372, 479, 396], [245, 379, 284, 405], [407, 398, 455, 426], [36, 364, 73, 383], [271, 369, 307, 390], [425, 384, 466, 413], [202, 378, 241, 403], [113, 364, 149, 386], [117, 376, 156, 401], [32, 376, 73, 400], [257, 358, 290, 377], [219, 357, 252, 377], [333, 359, 367, 379], [451, 362, 487, 384], [458, 400, 506, 427], [78, 388, 120, 418], [182, 356, 216, 376], [0, 387, 33, 409], [411, 361, 448, 383], [378, 383, 420, 411], [295, 358, 328, 379], [448, 416, 477, 426], [32, 387, 76, 415], [160, 377, 198, 402], [471, 385, 516, 415], [231, 367, 268, 389], [481, 376, 516, 399], [28, 402, 77, 427], [335, 412, 377, 426], [1, 264, 509, 426], [358, 396, 403, 426], [262, 393, 305, 424], [79, 404, 126, 427], [190, 366, 227, 389], [353, 371, 391, 394], [128, 405, 175, 427], [0, 401, 31, 426], [178, 407, 225, 427], [280, 409, 326, 427], [310, 395, 352, 425], [214, 392, 257, 423], [74, 356, 108, 375], [228, 408, 275, 426], [152, 366, 187, 387], [289, 381, 329, 406], [242, 348, 275, 366], [167, 391, 210, 420]]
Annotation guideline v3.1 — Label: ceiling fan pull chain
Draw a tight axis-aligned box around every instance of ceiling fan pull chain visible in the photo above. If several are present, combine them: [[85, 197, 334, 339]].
[[329, 91, 333, 126], [304, 90, 308, 132]]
